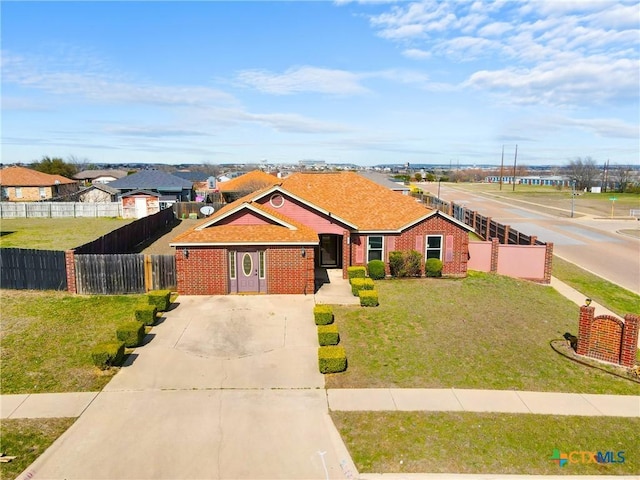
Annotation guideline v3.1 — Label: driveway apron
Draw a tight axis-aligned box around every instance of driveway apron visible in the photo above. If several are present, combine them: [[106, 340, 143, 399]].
[[21, 295, 353, 480]]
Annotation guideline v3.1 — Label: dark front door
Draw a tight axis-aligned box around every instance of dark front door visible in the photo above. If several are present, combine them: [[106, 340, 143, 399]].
[[237, 251, 259, 292], [319, 234, 341, 267]]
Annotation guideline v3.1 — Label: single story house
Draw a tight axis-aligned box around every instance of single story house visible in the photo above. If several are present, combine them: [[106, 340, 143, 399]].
[[171, 171, 473, 295], [109, 170, 194, 205], [0, 166, 78, 201], [73, 169, 128, 186], [76, 183, 119, 203]]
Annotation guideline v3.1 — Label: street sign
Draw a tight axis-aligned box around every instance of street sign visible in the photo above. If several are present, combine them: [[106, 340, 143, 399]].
[[609, 197, 617, 201]]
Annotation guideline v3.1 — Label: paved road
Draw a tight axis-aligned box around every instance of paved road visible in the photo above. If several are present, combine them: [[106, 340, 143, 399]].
[[433, 184, 640, 294]]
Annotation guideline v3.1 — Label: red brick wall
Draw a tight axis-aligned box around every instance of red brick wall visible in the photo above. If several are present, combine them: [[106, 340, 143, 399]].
[[65, 250, 77, 294], [176, 245, 315, 295], [266, 246, 315, 294], [176, 247, 228, 295], [348, 217, 469, 276], [577, 306, 639, 367]]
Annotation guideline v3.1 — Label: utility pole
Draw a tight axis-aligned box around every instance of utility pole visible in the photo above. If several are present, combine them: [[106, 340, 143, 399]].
[[512, 144, 518, 192], [499, 145, 504, 191], [571, 180, 576, 218]]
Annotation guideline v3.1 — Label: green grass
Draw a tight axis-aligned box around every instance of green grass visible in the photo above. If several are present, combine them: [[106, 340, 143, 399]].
[[552, 256, 640, 316], [325, 273, 640, 394], [0, 417, 75, 480], [0, 217, 133, 250], [331, 411, 640, 475], [0, 290, 144, 394]]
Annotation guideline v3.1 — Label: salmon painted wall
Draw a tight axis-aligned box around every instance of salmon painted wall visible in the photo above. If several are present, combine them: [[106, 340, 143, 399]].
[[497, 245, 546, 279], [468, 242, 492, 272], [217, 210, 275, 226], [256, 192, 347, 234]]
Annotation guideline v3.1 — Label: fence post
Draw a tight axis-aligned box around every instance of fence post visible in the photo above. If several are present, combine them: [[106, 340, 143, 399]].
[[490, 238, 499, 273], [65, 250, 77, 294], [543, 242, 553, 284], [576, 305, 595, 356], [144, 254, 153, 292], [504, 224, 510, 244], [620, 314, 639, 367]]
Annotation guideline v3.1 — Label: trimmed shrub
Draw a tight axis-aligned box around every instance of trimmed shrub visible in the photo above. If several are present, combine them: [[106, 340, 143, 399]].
[[389, 250, 423, 277], [148, 290, 171, 312], [116, 321, 146, 348], [367, 260, 386, 280], [347, 266, 366, 283], [314, 305, 334, 325], [318, 324, 340, 346], [404, 250, 423, 277], [389, 251, 404, 277], [425, 258, 443, 277], [91, 342, 125, 370], [318, 346, 347, 374], [135, 304, 158, 326], [351, 277, 374, 296], [359, 289, 379, 307]]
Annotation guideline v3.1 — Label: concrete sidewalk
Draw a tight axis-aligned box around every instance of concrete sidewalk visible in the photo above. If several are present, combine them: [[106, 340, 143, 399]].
[[327, 388, 640, 417], [3, 387, 639, 420]]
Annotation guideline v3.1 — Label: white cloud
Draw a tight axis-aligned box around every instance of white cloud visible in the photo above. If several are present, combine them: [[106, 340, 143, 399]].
[[402, 48, 432, 59], [235, 66, 370, 95]]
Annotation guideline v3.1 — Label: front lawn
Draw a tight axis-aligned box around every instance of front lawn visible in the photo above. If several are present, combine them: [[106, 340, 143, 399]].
[[326, 273, 639, 394], [0, 418, 75, 480], [0, 217, 133, 250], [332, 411, 640, 475], [552, 255, 640, 316], [0, 290, 144, 394]]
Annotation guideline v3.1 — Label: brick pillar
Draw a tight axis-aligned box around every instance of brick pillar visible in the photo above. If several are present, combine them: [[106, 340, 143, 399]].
[[490, 238, 499, 273], [65, 249, 77, 294], [620, 314, 639, 368], [543, 242, 554, 284], [504, 224, 510, 244], [485, 217, 492, 240], [342, 231, 350, 279], [530, 235, 537, 245], [576, 305, 595, 356]]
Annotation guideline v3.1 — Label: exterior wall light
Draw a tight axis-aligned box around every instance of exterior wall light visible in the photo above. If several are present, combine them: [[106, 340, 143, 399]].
[[301, 247, 306, 258], [183, 248, 189, 259]]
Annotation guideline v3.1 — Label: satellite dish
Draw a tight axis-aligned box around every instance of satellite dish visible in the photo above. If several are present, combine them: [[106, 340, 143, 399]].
[[200, 206, 215, 216]]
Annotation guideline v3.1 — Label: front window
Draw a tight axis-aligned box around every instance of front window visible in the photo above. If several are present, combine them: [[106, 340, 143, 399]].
[[426, 235, 443, 260], [39, 187, 46, 198], [229, 251, 236, 279], [15, 187, 22, 199], [259, 251, 265, 279], [367, 236, 384, 262]]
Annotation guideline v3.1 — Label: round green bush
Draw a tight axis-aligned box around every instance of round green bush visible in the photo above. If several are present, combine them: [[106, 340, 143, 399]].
[[425, 258, 443, 277], [367, 260, 386, 280]]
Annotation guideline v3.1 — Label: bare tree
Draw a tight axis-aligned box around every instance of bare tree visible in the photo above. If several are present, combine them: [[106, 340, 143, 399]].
[[563, 157, 600, 190], [611, 164, 634, 193]]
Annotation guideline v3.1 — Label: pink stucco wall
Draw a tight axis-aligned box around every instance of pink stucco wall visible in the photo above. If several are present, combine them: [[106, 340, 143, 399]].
[[497, 245, 546, 279], [468, 242, 492, 271]]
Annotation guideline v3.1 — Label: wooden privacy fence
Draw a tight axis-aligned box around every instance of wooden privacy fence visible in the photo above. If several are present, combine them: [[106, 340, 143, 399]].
[[73, 254, 176, 294], [75, 207, 177, 254], [0, 248, 68, 290], [0, 202, 122, 218], [422, 194, 543, 246]]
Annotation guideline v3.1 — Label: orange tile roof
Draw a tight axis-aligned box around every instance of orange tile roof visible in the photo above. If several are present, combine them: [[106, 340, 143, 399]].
[[217, 170, 279, 192], [0, 166, 76, 187], [171, 201, 318, 245], [279, 171, 431, 231]]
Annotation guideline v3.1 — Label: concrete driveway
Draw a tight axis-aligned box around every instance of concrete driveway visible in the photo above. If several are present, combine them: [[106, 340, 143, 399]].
[[21, 295, 355, 480]]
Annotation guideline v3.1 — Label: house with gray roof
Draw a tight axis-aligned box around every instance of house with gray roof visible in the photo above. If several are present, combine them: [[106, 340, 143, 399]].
[[108, 170, 194, 202]]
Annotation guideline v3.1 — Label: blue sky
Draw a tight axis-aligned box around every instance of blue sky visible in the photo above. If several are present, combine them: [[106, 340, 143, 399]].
[[2, 1, 639, 167]]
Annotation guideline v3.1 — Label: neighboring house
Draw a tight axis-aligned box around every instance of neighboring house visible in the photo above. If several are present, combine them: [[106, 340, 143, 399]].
[[73, 169, 128, 186], [108, 170, 194, 204], [217, 170, 280, 203], [359, 171, 411, 195], [76, 183, 119, 203], [121, 190, 161, 219], [0, 166, 78, 201], [171, 171, 473, 295]]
